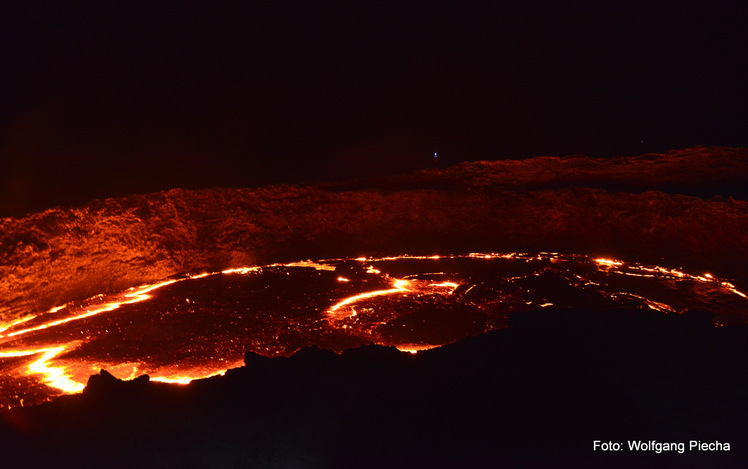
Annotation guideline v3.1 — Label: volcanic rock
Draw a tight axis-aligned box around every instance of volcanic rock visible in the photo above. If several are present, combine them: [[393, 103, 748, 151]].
[[83, 369, 151, 401], [2, 147, 748, 323], [1, 147, 748, 467], [2, 310, 747, 468]]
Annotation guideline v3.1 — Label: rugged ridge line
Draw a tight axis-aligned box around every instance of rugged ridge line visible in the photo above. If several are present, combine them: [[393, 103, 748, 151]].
[[2, 147, 747, 322], [2, 307, 746, 468]]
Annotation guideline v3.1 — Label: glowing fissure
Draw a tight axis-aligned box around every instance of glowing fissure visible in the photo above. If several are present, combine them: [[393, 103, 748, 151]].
[[1, 279, 181, 341], [594, 258, 624, 267], [0, 349, 48, 359], [327, 281, 412, 321], [150, 367, 235, 385], [593, 257, 748, 299], [0, 316, 36, 335], [722, 282, 748, 299], [0, 345, 87, 395], [27, 346, 85, 394], [0, 273, 229, 398], [612, 293, 677, 313], [1, 252, 747, 409], [326, 278, 461, 322], [396, 344, 440, 354]]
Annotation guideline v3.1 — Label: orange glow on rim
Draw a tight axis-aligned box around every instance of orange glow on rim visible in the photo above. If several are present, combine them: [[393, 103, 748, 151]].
[[150, 367, 235, 385], [594, 258, 624, 267], [395, 344, 440, 354]]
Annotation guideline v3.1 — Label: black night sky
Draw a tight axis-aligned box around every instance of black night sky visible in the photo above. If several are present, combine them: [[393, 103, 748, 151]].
[[1, 1, 746, 217]]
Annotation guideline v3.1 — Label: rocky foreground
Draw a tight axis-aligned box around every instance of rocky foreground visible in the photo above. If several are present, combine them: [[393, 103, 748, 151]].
[[1, 307, 747, 468], [1, 146, 748, 467]]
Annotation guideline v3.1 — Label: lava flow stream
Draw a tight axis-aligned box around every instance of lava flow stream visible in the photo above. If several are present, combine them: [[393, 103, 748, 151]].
[[1, 252, 747, 409]]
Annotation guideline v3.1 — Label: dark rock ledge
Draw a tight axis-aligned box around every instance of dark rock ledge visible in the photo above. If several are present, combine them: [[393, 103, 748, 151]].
[[1, 307, 746, 468]]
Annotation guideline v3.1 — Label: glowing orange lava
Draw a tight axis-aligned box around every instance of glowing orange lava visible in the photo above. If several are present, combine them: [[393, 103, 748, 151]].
[[326, 278, 413, 321], [0, 273, 221, 397], [0, 278, 182, 340], [1, 252, 747, 409], [395, 344, 440, 354], [150, 366, 237, 385], [325, 278, 460, 322]]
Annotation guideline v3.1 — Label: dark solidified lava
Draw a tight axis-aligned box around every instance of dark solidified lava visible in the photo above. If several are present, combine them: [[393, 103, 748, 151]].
[[2, 146, 748, 322], [4, 253, 747, 409], [1, 147, 748, 468]]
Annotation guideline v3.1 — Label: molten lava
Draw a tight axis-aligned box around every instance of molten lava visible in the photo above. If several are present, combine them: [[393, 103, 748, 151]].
[[1, 252, 746, 409]]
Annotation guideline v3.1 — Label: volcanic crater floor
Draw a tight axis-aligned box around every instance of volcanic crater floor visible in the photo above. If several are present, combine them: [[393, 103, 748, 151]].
[[2, 252, 746, 410]]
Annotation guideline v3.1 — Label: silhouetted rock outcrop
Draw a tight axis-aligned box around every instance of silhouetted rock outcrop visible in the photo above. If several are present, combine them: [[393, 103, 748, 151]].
[[83, 370, 151, 402], [2, 147, 748, 467], [2, 310, 747, 468]]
